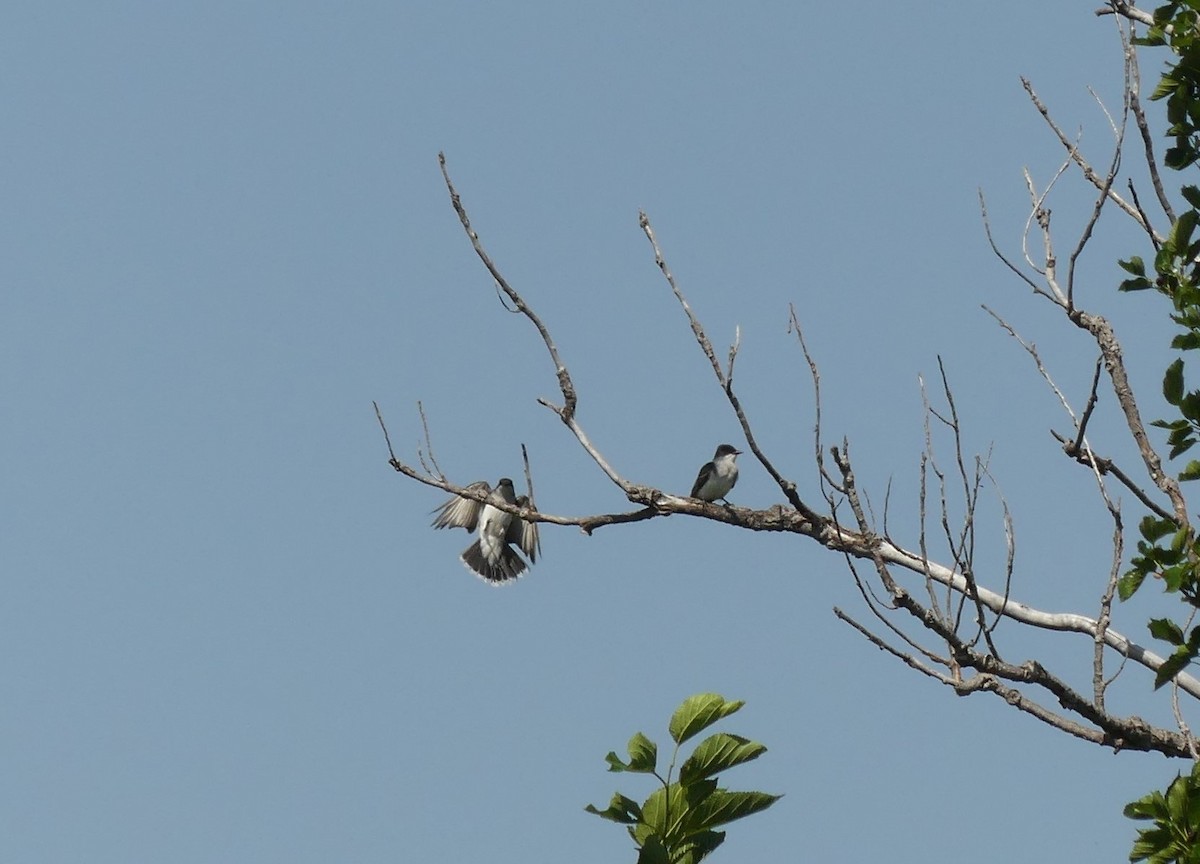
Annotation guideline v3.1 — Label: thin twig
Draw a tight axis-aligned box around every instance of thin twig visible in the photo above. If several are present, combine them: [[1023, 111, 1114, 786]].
[[789, 305, 842, 495], [520, 443, 536, 508], [980, 190, 1049, 298], [1023, 162, 1071, 306], [1094, 509, 1124, 709], [1126, 23, 1175, 225], [416, 400, 445, 479], [1066, 86, 1126, 309], [374, 401, 398, 463], [438, 152, 631, 490], [1022, 77, 1164, 245], [1073, 356, 1105, 457], [639, 211, 823, 525]]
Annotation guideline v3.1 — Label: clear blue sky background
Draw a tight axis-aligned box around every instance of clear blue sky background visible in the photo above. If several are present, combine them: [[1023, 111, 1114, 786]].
[[3, 3, 1191, 861]]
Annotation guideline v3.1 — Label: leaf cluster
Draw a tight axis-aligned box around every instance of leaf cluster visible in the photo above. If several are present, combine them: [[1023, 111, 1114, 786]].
[[585, 694, 781, 864], [1138, 2, 1200, 169], [1127, 763, 1200, 863], [1122, 512, 1200, 686], [1118, 7, 1200, 688]]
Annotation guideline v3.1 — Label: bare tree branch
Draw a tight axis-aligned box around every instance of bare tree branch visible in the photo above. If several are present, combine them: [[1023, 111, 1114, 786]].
[[1068, 308, 1189, 522], [1066, 83, 1127, 309], [438, 152, 630, 492], [639, 211, 824, 526], [1094, 512, 1125, 710], [1073, 355, 1105, 457], [835, 607, 957, 685], [1023, 162, 1071, 306], [386, 48, 1200, 758], [983, 306, 1178, 522], [1022, 76, 1165, 244], [1126, 23, 1175, 225], [980, 191, 1047, 298], [788, 305, 842, 495], [1096, 1, 1155, 29], [416, 400, 445, 480]]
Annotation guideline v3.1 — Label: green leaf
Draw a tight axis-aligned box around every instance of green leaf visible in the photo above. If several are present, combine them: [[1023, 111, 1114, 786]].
[[640, 784, 681, 838], [1166, 771, 1190, 823], [1181, 460, 1200, 481], [1152, 73, 1180, 102], [1167, 144, 1193, 171], [1127, 837, 1154, 862], [679, 733, 767, 784], [604, 750, 631, 772], [1171, 210, 1200, 255], [1170, 433, 1198, 460], [635, 835, 670, 864], [641, 779, 720, 847], [1188, 768, 1200, 825], [1129, 828, 1172, 863], [1154, 645, 1196, 689], [1125, 791, 1167, 821], [1156, 245, 1179, 276], [1174, 332, 1200, 350], [586, 792, 643, 824], [1141, 516, 1178, 543], [1152, 418, 1192, 432], [1150, 617, 1186, 645], [668, 694, 744, 745], [1120, 256, 1148, 276], [1164, 562, 1191, 593], [1182, 392, 1200, 423], [643, 788, 680, 847], [1173, 528, 1194, 553], [682, 789, 783, 833], [672, 830, 725, 864], [1165, 358, 1186, 405], [626, 732, 658, 773], [1119, 277, 1156, 292], [1183, 186, 1200, 210], [1118, 570, 1147, 601], [680, 777, 720, 814]]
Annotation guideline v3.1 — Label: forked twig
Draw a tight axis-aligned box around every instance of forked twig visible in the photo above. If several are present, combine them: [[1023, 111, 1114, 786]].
[[639, 211, 823, 526]]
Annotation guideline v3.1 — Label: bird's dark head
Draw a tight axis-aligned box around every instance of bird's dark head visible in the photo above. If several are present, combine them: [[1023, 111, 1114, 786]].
[[498, 477, 515, 489], [715, 444, 742, 458]]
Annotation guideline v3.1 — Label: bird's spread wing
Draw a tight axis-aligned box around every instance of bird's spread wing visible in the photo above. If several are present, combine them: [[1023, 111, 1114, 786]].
[[430, 480, 492, 531], [510, 495, 540, 562]]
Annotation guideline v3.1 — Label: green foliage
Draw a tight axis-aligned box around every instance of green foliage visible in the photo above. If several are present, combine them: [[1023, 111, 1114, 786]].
[[586, 693, 781, 864], [1117, 7, 1200, 860], [1127, 764, 1200, 863], [1138, 3, 1200, 170], [1120, 6, 1200, 693]]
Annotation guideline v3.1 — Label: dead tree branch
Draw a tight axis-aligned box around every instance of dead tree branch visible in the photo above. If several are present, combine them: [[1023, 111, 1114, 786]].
[[1021, 77, 1164, 245], [437, 153, 629, 492], [383, 62, 1200, 757], [639, 212, 824, 527]]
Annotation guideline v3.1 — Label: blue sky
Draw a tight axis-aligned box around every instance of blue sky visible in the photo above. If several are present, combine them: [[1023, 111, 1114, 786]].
[[2, 3, 1191, 861]]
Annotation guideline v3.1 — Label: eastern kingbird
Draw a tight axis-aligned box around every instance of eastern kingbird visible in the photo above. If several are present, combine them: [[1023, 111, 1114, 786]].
[[431, 478, 540, 584], [690, 443, 742, 503]]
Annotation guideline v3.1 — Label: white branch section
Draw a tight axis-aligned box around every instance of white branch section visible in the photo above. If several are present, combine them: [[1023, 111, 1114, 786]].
[[877, 537, 1200, 699]]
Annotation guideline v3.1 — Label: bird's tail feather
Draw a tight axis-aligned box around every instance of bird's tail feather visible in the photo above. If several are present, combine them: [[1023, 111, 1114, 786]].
[[460, 540, 527, 584]]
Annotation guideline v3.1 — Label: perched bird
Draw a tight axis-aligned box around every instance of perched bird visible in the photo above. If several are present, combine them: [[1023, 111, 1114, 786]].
[[431, 478, 540, 584], [690, 444, 742, 503]]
